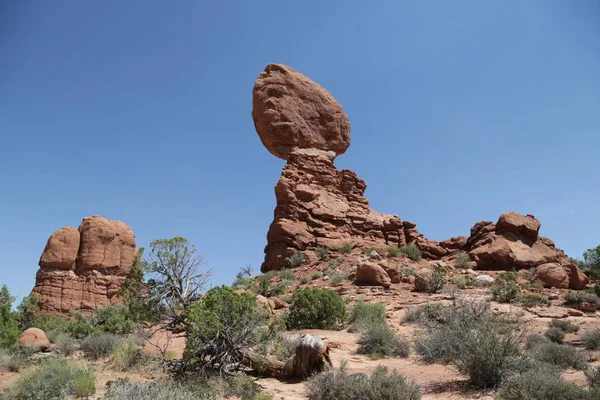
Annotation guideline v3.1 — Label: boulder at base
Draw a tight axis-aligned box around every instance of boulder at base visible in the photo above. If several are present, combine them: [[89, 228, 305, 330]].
[[18, 328, 51, 352]]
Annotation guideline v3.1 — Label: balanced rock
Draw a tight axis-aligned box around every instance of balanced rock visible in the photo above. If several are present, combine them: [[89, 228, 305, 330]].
[[31, 216, 137, 315], [18, 328, 51, 352], [252, 64, 351, 160]]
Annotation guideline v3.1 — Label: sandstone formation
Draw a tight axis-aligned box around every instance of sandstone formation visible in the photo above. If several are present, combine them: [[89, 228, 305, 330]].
[[18, 328, 51, 352], [31, 216, 137, 315], [533, 263, 570, 289], [355, 262, 391, 288]]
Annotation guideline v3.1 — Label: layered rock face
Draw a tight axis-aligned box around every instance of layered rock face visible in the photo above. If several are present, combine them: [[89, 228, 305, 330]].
[[253, 64, 447, 272], [31, 216, 136, 315]]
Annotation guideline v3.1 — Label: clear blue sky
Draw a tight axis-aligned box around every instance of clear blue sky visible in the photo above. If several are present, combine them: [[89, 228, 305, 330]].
[[1, 0, 599, 303]]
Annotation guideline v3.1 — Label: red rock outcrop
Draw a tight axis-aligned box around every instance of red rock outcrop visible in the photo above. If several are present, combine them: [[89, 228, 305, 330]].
[[18, 328, 51, 352], [31, 216, 136, 315]]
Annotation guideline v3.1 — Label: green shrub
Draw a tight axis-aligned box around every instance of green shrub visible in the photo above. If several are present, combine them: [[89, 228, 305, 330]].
[[299, 276, 309, 284], [94, 304, 138, 335], [311, 271, 322, 280], [388, 246, 401, 257], [102, 379, 214, 400], [496, 364, 586, 400], [286, 252, 305, 268], [80, 334, 123, 360], [232, 265, 254, 291], [273, 335, 301, 361], [225, 374, 272, 400], [111, 340, 143, 371], [278, 269, 294, 281], [362, 247, 382, 256], [348, 300, 386, 332], [549, 319, 580, 333], [563, 291, 600, 308], [519, 293, 550, 307], [0, 285, 20, 349], [358, 324, 410, 358], [524, 333, 547, 350], [452, 275, 468, 289], [402, 303, 445, 325], [491, 278, 521, 303], [31, 315, 70, 336], [454, 251, 471, 269], [586, 366, 600, 389], [401, 266, 416, 277], [531, 341, 587, 370], [184, 286, 277, 374], [400, 245, 421, 261], [73, 369, 96, 398], [305, 363, 421, 400], [7, 358, 94, 400], [414, 300, 522, 388], [328, 258, 343, 269], [339, 243, 353, 255], [55, 337, 77, 357], [545, 327, 565, 344], [416, 268, 445, 294], [255, 272, 276, 297], [330, 273, 349, 286], [582, 329, 600, 350], [286, 288, 346, 330], [2, 354, 26, 372], [66, 311, 97, 339], [315, 246, 330, 261]]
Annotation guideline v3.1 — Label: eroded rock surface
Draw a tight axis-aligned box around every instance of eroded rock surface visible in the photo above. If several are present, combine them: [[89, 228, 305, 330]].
[[31, 216, 136, 315]]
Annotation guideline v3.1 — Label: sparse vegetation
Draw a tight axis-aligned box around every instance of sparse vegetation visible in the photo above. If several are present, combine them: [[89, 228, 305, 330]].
[[401, 266, 416, 277], [519, 293, 550, 307], [549, 319, 580, 333], [414, 300, 522, 388], [544, 327, 565, 343], [497, 364, 587, 400], [417, 267, 445, 294], [491, 272, 521, 303], [111, 339, 144, 371], [330, 272, 349, 286], [311, 271, 322, 280], [102, 379, 214, 400], [358, 324, 410, 358], [339, 243, 353, 255], [6, 358, 96, 400], [582, 329, 600, 350], [400, 244, 421, 261], [348, 300, 386, 332], [305, 363, 421, 400], [286, 288, 346, 330], [563, 291, 600, 309], [402, 303, 445, 324], [80, 334, 123, 360], [55, 337, 77, 357], [454, 251, 471, 269], [452, 275, 468, 289], [388, 245, 401, 257], [286, 251, 306, 267], [315, 246, 330, 261], [278, 269, 294, 281], [299, 276, 309, 284], [530, 341, 587, 370]]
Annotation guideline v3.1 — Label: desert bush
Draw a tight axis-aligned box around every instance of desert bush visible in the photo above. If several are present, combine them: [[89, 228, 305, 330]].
[[111, 340, 144, 371], [31, 314, 70, 336], [286, 251, 305, 268], [414, 300, 522, 388], [7, 358, 95, 400], [524, 333, 547, 350], [549, 319, 580, 333], [357, 324, 410, 358], [348, 300, 386, 332], [519, 293, 550, 307], [55, 336, 77, 357], [311, 271, 322, 280], [278, 269, 294, 281], [330, 273, 349, 286], [452, 275, 468, 289], [65, 311, 97, 339], [80, 334, 123, 360], [402, 303, 445, 325], [400, 245, 421, 261], [582, 329, 600, 350], [232, 265, 254, 291], [94, 304, 138, 335], [315, 246, 330, 261], [102, 379, 214, 400], [45, 330, 60, 344], [586, 366, 600, 389], [225, 374, 273, 400], [545, 327, 566, 343], [184, 285, 278, 375], [339, 243, 353, 255], [2, 354, 26, 372], [273, 335, 302, 361], [388, 246, 401, 257], [418, 268, 445, 294], [255, 272, 276, 297], [454, 251, 471, 269], [299, 276, 309, 284], [305, 363, 421, 400], [563, 291, 600, 308], [491, 277, 521, 303], [286, 288, 346, 330], [531, 341, 587, 370], [0, 285, 20, 349], [73, 370, 96, 398], [401, 266, 416, 277], [496, 364, 586, 400]]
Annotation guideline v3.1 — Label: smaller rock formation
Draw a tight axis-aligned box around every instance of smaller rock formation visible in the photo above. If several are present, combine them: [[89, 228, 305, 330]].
[[355, 262, 391, 288], [18, 328, 51, 352], [533, 263, 570, 289], [31, 216, 137, 315]]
